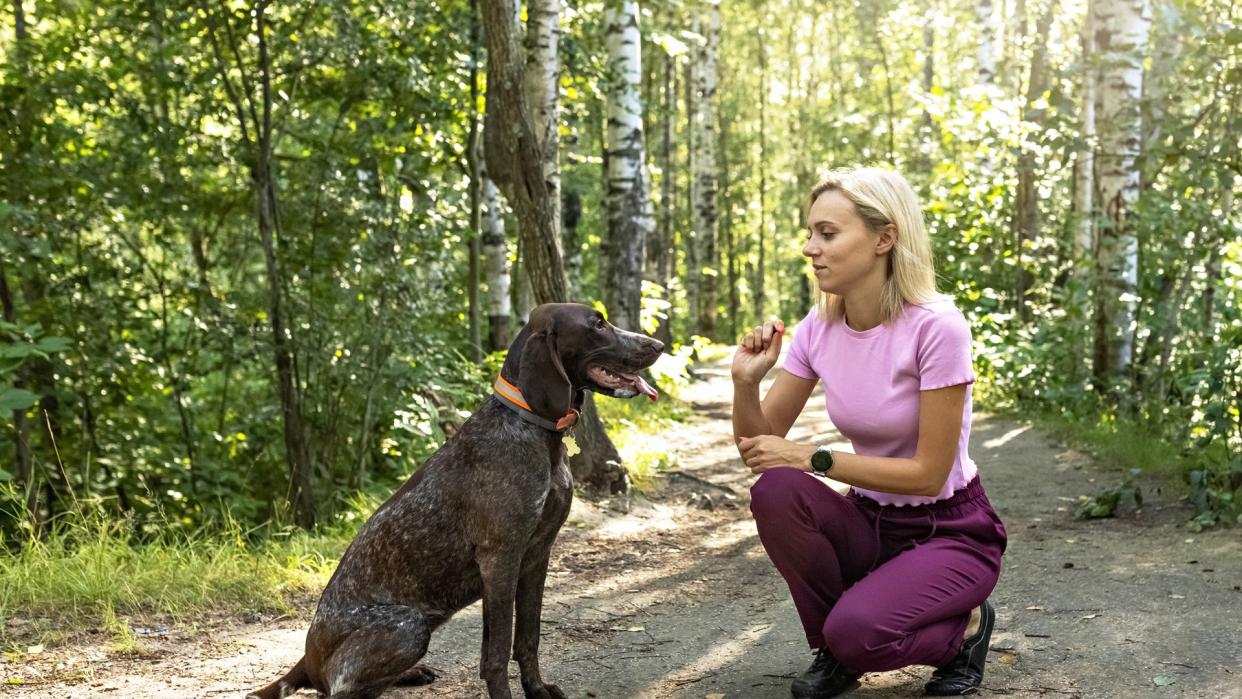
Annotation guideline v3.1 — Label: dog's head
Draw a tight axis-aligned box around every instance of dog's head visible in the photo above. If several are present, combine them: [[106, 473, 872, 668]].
[[501, 303, 664, 420]]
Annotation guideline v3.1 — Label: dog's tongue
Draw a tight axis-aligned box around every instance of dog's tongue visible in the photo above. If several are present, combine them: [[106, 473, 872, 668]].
[[634, 375, 658, 401]]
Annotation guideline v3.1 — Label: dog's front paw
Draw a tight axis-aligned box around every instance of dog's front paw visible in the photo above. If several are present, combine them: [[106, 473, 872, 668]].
[[396, 664, 439, 687], [521, 681, 567, 699]]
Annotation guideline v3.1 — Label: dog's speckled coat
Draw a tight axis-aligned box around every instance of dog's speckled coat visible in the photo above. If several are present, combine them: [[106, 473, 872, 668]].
[[248, 304, 663, 699]]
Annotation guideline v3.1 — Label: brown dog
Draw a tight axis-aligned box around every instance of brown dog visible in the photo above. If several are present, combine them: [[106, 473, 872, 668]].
[[248, 303, 663, 699]]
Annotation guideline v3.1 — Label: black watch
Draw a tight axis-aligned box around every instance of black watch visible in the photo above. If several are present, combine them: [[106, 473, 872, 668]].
[[811, 446, 835, 474]]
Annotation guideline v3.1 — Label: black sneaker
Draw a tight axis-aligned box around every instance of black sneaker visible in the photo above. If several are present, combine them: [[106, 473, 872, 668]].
[[925, 599, 996, 696], [791, 647, 862, 699]]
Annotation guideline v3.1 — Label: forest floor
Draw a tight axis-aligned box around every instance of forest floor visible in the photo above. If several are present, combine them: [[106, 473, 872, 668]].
[[3, 359, 1240, 698]]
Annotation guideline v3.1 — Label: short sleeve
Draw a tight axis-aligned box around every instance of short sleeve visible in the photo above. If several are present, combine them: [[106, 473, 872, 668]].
[[916, 308, 976, 390], [782, 310, 820, 381]]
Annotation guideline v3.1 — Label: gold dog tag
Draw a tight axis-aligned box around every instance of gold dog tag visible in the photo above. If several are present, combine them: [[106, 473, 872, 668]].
[[564, 435, 581, 457]]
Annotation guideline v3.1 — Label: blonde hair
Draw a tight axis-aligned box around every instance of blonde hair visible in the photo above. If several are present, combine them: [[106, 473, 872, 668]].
[[807, 166, 944, 323]]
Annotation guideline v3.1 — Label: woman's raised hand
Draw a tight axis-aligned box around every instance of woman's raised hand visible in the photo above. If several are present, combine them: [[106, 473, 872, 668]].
[[732, 320, 785, 385]]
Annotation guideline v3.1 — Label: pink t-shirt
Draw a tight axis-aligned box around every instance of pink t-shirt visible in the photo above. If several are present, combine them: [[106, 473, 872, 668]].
[[783, 300, 978, 506]]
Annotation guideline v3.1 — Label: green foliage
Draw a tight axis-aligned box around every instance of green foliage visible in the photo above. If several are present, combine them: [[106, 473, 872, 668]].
[[1076, 469, 1143, 520], [0, 322, 69, 416], [0, 0, 1237, 537], [593, 340, 699, 489], [0, 0, 493, 534]]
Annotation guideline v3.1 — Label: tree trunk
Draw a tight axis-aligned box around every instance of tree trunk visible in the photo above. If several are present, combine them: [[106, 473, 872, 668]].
[[482, 170, 512, 350], [255, 5, 315, 529], [524, 0, 563, 256], [1091, 0, 1150, 393], [718, 85, 736, 340], [1203, 175, 1232, 332], [513, 238, 535, 325], [5, 0, 40, 532], [481, 0, 625, 492], [205, 0, 316, 527], [977, 0, 997, 86], [604, 0, 655, 332], [754, 25, 768, 325], [481, 0, 567, 303], [0, 266, 36, 527], [1072, 0, 1097, 315], [692, 2, 720, 339], [1068, 0, 1098, 384], [921, 1, 936, 168], [684, 56, 699, 334], [563, 188, 583, 300], [873, 32, 897, 165], [652, 39, 674, 348], [467, 0, 485, 362], [1014, 9, 1053, 323]]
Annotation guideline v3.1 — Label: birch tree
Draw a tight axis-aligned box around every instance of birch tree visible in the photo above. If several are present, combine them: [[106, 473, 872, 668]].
[[481, 170, 512, 351], [1073, 0, 1097, 306], [603, 0, 656, 332], [525, 0, 563, 249], [651, 32, 677, 348], [481, 0, 628, 494], [480, 0, 567, 304], [1092, 0, 1150, 387], [684, 54, 699, 334], [692, 0, 720, 339], [977, 0, 997, 86], [920, 0, 936, 168], [563, 189, 583, 301]]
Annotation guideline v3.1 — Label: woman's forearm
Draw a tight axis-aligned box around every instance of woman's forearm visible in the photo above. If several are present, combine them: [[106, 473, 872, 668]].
[[732, 380, 772, 439], [745, 438, 946, 497], [828, 452, 946, 497]]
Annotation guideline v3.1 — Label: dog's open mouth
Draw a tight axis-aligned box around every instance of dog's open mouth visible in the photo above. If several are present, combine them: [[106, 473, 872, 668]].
[[586, 366, 658, 401]]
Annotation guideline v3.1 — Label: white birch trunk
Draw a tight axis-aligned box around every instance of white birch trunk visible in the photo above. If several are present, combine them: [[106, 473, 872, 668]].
[[603, 0, 655, 331], [1073, 0, 1097, 332], [684, 50, 699, 334], [524, 0, 562, 250], [481, 167, 512, 350], [1092, 0, 1149, 381], [692, 1, 720, 338], [977, 0, 997, 86]]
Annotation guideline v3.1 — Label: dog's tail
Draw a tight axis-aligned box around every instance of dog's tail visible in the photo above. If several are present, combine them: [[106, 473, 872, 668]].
[[246, 656, 311, 699]]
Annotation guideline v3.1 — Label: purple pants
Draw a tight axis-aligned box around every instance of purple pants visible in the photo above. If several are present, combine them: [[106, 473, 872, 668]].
[[750, 469, 1007, 673]]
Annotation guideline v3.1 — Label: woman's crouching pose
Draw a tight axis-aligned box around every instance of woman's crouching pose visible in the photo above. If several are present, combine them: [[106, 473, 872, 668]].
[[733, 167, 1007, 698]]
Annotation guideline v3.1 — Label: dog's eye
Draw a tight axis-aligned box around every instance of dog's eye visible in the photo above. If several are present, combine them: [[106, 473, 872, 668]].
[[594, 317, 607, 331]]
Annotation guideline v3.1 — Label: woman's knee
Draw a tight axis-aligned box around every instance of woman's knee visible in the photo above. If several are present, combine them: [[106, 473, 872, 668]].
[[749, 467, 813, 521]]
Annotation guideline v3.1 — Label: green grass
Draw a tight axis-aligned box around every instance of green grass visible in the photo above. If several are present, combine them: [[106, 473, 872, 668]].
[[0, 504, 368, 650], [1024, 409, 1188, 478], [979, 399, 1194, 500]]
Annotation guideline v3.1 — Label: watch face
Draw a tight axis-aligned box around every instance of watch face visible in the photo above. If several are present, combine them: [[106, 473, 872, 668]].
[[812, 449, 832, 473]]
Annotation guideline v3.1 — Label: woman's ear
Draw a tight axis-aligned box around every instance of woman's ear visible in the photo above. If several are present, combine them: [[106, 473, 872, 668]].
[[875, 223, 898, 256]]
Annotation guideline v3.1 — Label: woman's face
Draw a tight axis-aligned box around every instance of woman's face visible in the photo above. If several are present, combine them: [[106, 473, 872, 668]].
[[802, 189, 891, 296]]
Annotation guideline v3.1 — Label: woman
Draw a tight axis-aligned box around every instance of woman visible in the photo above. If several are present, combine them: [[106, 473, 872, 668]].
[[732, 167, 1007, 698]]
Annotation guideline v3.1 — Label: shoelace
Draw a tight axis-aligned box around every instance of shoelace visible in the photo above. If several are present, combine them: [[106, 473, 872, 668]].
[[809, 648, 839, 674]]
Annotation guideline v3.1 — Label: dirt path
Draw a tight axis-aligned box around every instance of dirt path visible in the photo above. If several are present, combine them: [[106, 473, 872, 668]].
[[5, 361, 1240, 698]]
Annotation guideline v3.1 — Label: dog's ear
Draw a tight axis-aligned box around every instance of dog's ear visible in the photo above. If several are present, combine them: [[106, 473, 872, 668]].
[[517, 328, 573, 419]]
